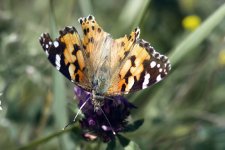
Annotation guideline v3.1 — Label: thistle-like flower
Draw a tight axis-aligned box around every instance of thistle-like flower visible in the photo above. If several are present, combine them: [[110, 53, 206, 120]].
[[74, 86, 136, 142]]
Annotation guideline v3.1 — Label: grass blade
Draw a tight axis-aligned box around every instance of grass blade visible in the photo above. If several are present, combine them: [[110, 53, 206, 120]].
[[169, 3, 225, 65], [49, 0, 75, 149]]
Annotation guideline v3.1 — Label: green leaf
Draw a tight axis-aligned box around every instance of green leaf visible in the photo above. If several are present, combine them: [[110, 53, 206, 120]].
[[123, 119, 144, 132], [49, 0, 75, 149], [117, 134, 130, 147], [124, 141, 141, 150], [117, 134, 141, 150], [106, 139, 116, 150]]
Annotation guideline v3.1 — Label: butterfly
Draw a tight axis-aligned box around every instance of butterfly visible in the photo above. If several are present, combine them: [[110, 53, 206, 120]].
[[39, 15, 171, 110]]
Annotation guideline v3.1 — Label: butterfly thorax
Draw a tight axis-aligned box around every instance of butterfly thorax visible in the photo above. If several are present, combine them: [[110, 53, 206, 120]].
[[90, 36, 113, 95], [92, 68, 110, 93], [91, 69, 110, 110]]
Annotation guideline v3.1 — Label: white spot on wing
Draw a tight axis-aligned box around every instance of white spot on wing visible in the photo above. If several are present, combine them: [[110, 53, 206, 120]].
[[159, 68, 162, 72], [142, 73, 150, 89], [56, 54, 60, 62], [157, 64, 160, 68], [150, 61, 156, 68], [156, 74, 162, 82], [55, 54, 61, 70], [54, 41, 59, 48], [56, 66, 60, 70]]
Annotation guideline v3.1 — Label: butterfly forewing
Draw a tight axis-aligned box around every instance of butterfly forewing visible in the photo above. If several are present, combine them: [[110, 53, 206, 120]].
[[39, 26, 91, 90], [107, 38, 171, 95]]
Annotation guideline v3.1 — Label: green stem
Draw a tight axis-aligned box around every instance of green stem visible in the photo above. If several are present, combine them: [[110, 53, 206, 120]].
[[18, 125, 79, 150]]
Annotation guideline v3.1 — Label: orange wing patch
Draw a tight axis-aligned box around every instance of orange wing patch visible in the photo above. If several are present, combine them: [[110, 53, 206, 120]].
[[117, 44, 151, 93], [39, 26, 90, 89], [115, 28, 140, 62], [78, 15, 107, 56], [59, 29, 86, 82], [108, 42, 151, 94]]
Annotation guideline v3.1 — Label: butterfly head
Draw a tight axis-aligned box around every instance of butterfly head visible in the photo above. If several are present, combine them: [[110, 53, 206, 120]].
[[91, 90, 105, 111]]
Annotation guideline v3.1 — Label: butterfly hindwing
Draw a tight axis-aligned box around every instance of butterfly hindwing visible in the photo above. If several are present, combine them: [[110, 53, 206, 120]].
[[39, 26, 90, 89]]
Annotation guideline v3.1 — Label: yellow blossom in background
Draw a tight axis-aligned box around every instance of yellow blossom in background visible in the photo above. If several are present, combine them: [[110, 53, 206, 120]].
[[182, 15, 201, 31], [219, 50, 225, 66]]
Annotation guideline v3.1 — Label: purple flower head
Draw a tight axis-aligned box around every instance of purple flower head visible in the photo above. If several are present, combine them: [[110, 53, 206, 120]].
[[74, 86, 136, 142]]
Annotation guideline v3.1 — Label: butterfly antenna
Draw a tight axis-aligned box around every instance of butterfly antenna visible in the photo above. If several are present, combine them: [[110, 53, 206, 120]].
[[99, 107, 116, 135], [63, 97, 91, 130]]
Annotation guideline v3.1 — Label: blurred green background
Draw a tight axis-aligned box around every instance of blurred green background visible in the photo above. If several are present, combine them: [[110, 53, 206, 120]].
[[1, 0, 225, 149]]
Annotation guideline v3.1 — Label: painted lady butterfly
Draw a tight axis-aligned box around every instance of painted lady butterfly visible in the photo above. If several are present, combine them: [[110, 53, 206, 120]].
[[39, 15, 171, 110]]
